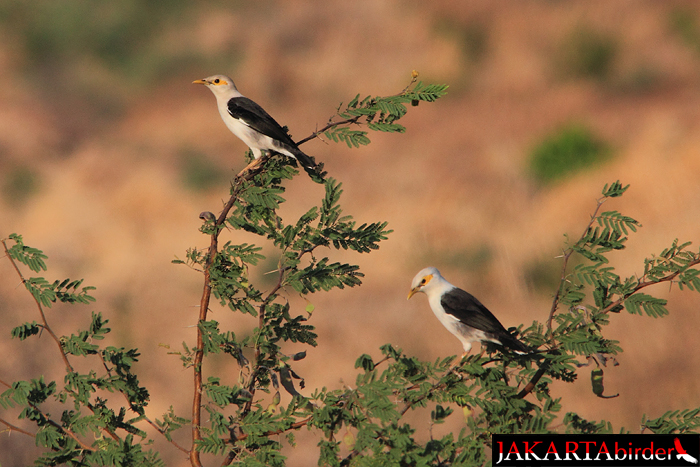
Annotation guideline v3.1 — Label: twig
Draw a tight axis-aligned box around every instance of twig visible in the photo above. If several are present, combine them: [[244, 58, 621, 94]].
[[1, 240, 74, 373], [545, 196, 607, 336], [295, 73, 419, 147], [241, 267, 285, 416], [527, 197, 608, 399], [0, 416, 35, 438], [295, 116, 362, 146], [229, 415, 313, 445], [0, 376, 94, 452], [143, 413, 189, 455], [600, 256, 700, 315]]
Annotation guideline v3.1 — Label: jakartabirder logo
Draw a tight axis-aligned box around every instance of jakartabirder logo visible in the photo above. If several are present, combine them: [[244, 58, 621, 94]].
[[493, 434, 700, 466]]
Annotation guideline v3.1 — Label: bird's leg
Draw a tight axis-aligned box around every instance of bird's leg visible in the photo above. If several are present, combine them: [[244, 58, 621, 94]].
[[449, 351, 468, 371], [236, 157, 263, 177]]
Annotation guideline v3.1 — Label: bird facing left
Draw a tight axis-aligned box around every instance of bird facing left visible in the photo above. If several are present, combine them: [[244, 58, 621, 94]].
[[193, 74, 323, 180], [408, 267, 531, 358]]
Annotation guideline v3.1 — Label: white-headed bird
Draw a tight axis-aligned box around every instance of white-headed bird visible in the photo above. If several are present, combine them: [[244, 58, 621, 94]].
[[408, 267, 530, 358], [193, 75, 319, 178]]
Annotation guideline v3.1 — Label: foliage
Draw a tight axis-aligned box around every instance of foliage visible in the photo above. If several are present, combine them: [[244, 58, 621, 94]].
[[179, 150, 231, 193], [318, 76, 448, 150], [2, 165, 41, 207], [528, 123, 610, 185], [2, 74, 700, 467], [558, 25, 618, 81], [669, 7, 700, 55], [433, 17, 489, 64], [0, 0, 194, 80], [1, 239, 163, 466]]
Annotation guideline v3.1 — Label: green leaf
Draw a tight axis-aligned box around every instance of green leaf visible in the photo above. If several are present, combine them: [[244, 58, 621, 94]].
[[624, 293, 668, 318], [355, 354, 375, 372], [601, 180, 629, 198], [6, 234, 48, 272], [11, 321, 41, 340], [642, 408, 700, 433]]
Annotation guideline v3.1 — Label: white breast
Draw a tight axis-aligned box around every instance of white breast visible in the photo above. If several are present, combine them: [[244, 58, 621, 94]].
[[427, 287, 492, 353]]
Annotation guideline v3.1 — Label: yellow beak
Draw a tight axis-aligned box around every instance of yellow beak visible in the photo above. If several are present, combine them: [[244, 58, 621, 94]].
[[407, 287, 420, 300], [192, 79, 207, 85]]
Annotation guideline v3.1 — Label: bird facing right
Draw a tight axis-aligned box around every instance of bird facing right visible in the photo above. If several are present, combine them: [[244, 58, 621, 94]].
[[407, 267, 530, 358]]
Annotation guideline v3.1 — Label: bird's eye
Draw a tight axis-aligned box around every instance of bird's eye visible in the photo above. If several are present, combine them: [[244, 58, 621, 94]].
[[420, 278, 426, 285], [213, 79, 220, 84]]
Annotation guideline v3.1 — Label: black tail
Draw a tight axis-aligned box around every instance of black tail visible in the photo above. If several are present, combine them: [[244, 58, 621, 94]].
[[290, 147, 326, 183], [498, 332, 533, 355], [290, 146, 317, 170], [267, 143, 326, 182]]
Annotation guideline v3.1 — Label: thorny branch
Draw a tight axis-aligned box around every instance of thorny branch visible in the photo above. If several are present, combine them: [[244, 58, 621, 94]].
[[0, 248, 189, 457], [1, 239, 127, 447], [2, 239, 74, 373], [520, 196, 611, 400], [546, 196, 608, 337], [0, 378, 95, 452], [599, 256, 700, 315], [0, 416, 35, 438], [240, 265, 286, 416], [295, 72, 419, 147], [520, 195, 700, 400], [192, 117, 336, 463], [296, 115, 362, 147], [517, 198, 610, 399], [191, 156, 271, 467]]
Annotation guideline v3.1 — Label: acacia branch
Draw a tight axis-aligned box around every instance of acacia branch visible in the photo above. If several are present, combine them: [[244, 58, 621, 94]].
[[194, 76, 423, 465], [521, 254, 700, 400], [95, 351, 190, 454], [527, 196, 700, 400], [2, 240, 127, 446], [546, 196, 607, 336], [191, 157, 270, 467], [193, 130, 319, 453], [295, 73, 419, 147], [192, 125, 321, 464], [0, 410, 93, 453], [0, 416, 35, 438], [295, 115, 362, 146], [0, 378, 94, 452], [526, 196, 609, 400], [227, 415, 313, 448], [1, 240, 73, 373], [341, 374, 445, 466], [600, 256, 700, 315]]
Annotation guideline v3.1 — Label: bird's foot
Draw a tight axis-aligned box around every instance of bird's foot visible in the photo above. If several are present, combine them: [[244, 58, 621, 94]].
[[448, 352, 469, 371]]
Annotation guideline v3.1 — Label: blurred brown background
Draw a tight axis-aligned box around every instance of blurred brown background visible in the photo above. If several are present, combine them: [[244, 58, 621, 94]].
[[1, 1, 700, 465]]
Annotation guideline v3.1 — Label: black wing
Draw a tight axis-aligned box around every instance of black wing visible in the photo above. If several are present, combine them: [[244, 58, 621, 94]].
[[440, 288, 509, 334], [227, 97, 298, 147], [441, 288, 531, 353]]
